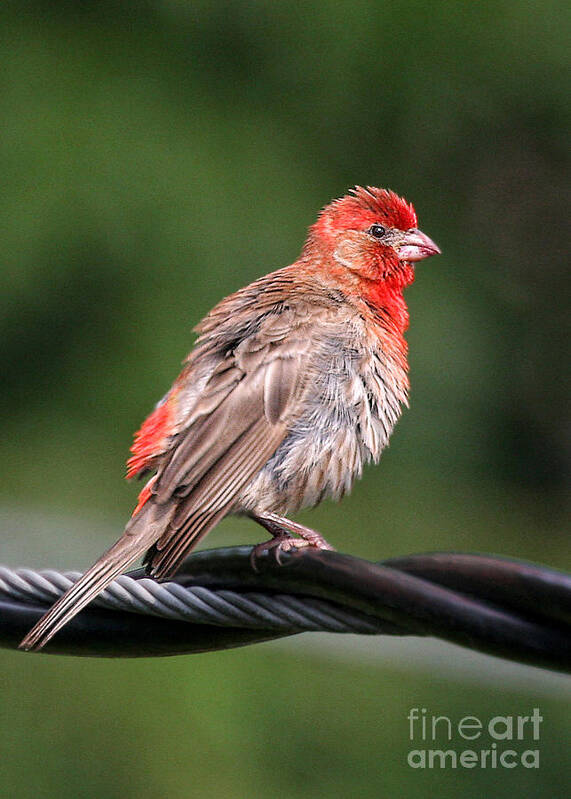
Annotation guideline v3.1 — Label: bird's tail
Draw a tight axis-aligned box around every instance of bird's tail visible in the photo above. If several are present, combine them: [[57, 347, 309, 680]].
[[19, 500, 173, 652]]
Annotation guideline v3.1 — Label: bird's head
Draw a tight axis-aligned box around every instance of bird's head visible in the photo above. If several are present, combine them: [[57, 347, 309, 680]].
[[306, 186, 440, 295]]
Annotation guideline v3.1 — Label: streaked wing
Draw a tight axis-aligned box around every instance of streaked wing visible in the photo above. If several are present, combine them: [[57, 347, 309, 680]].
[[145, 315, 312, 578]]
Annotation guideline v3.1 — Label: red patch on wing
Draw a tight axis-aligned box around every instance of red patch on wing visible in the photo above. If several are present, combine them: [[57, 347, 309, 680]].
[[126, 389, 179, 479], [131, 475, 158, 516]]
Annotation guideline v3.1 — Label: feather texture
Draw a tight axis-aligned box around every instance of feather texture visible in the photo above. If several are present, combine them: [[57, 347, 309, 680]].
[[19, 185, 440, 651]]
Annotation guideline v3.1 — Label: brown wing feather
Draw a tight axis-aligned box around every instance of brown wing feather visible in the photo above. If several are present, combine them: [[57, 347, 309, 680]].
[[154, 365, 262, 501], [145, 417, 286, 578], [144, 314, 313, 578], [263, 355, 299, 424]]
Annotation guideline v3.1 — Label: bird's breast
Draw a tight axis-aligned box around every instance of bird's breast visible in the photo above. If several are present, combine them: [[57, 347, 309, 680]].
[[237, 326, 409, 515]]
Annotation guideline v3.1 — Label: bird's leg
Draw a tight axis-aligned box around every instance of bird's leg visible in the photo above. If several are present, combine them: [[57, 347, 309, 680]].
[[249, 511, 335, 569]]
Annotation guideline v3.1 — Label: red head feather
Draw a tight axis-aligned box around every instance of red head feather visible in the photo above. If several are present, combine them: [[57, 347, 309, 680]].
[[305, 186, 422, 347], [312, 186, 417, 243]]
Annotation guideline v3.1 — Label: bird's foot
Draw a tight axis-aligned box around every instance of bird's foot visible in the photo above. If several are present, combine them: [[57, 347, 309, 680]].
[[249, 534, 306, 570], [249, 512, 335, 571]]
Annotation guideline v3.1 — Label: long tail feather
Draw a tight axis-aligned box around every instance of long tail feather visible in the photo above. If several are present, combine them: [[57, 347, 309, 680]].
[[19, 501, 172, 652], [145, 506, 229, 580]]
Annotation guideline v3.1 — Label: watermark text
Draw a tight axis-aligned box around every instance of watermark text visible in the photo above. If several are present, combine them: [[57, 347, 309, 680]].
[[406, 707, 542, 769]]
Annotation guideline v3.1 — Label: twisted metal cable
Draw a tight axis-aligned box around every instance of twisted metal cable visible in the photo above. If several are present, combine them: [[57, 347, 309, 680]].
[[0, 546, 569, 671], [0, 566, 383, 634]]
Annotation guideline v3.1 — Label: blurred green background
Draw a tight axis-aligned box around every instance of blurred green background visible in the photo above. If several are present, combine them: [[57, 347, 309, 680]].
[[1, 1, 569, 797]]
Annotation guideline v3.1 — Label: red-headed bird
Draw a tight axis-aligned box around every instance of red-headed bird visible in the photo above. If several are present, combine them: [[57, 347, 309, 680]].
[[20, 186, 440, 651]]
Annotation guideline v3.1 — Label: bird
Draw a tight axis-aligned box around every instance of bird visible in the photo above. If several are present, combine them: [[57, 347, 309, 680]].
[[19, 186, 440, 651]]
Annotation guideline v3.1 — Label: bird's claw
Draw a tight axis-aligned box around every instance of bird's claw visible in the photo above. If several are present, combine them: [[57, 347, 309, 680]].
[[249, 533, 334, 572]]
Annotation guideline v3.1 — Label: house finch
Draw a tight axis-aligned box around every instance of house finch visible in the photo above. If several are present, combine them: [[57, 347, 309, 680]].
[[20, 186, 439, 651]]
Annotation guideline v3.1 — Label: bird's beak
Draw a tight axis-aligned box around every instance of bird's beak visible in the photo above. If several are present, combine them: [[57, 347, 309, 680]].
[[397, 229, 441, 262]]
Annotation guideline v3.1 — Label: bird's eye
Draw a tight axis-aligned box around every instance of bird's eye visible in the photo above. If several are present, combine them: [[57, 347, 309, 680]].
[[368, 224, 386, 238]]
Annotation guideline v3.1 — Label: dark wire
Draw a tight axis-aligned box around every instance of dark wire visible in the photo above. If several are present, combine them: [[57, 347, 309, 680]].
[[1, 547, 569, 672]]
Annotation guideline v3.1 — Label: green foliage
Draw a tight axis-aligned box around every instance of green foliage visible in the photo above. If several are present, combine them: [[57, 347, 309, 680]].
[[0, 2, 568, 797]]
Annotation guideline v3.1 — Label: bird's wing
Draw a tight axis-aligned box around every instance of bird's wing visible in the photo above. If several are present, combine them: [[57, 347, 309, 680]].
[[18, 300, 322, 652], [126, 266, 302, 480], [144, 303, 319, 579]]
